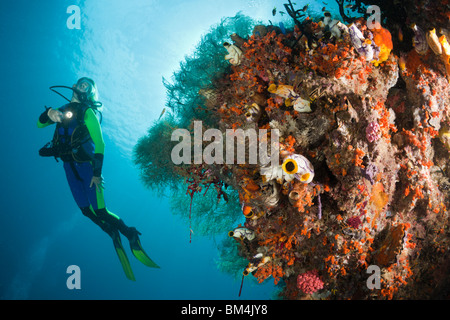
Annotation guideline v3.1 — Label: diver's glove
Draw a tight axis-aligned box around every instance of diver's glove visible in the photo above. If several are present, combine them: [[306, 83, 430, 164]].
[[90, 175, 104, 192], [90, 153, 105, 192], [47, 108, 64, 123]]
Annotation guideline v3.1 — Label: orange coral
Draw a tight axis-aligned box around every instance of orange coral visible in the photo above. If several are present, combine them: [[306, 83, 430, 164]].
[[370, 182, 389, 213], [371, 24, 393, 66], [284, 135, 296, 153], [254, 263, 284, 285], [289, 182, 314, 213], [352, 148, 366, 168]]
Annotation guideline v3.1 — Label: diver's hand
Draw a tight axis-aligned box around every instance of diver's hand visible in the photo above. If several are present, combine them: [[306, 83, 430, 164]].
[[47, 108, 63, 123], [90, 176, 104, 192]]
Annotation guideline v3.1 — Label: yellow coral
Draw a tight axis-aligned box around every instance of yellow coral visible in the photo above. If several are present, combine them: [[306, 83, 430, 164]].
[[439, 35, 450, 82], [267, 84, 312, 112], [439, 125, 450, 150], [268, 84, 294, 97], [426, 29, 442, 55]]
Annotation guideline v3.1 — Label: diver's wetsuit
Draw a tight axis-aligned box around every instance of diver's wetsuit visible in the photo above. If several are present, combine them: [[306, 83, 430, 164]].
[[37, 103, 133, 239]]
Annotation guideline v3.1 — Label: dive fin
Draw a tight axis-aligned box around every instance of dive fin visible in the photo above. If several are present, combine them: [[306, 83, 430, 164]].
[[128, 228, 160, 268], [111, 230, 136, 281]]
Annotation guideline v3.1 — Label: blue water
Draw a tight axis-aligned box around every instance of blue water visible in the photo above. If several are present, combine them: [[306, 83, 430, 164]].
[[0, 0, 302, 300]]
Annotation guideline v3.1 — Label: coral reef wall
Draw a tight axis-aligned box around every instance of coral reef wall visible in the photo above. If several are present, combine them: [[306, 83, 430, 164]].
[[136, 2, 450, 300], [195, 8, 449, 300]]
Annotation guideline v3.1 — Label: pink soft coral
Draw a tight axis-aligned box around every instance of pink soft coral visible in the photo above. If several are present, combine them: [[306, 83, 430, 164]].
[[366, 121, 381, 143], [297, 270, 324, 294]]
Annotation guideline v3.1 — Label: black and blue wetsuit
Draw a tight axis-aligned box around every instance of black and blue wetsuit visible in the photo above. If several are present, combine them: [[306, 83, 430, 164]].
[[38, 102, 132, 236]]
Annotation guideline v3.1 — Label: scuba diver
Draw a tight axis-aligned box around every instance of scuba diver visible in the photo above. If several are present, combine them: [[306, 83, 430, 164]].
[[37, 77, 159, 280]]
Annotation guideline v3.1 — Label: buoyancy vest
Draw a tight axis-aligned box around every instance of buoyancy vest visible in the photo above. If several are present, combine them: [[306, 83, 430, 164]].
[[52, 103, 95, 162]]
